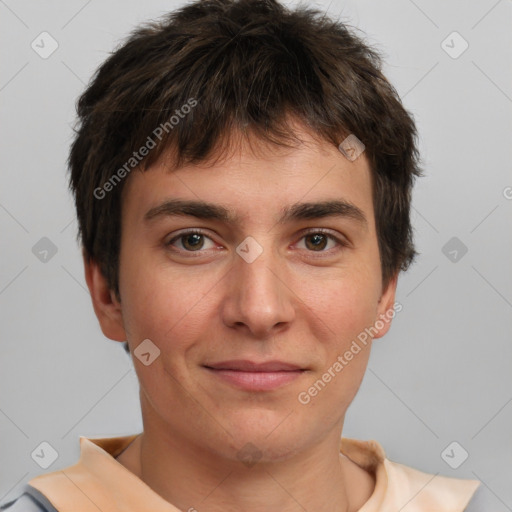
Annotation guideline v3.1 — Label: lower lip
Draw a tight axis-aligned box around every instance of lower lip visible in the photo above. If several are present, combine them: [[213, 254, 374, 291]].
[[205, 368, 304, 391]]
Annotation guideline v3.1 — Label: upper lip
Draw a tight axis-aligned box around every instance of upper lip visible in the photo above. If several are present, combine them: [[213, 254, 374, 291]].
[[204, 360, 304, 372]]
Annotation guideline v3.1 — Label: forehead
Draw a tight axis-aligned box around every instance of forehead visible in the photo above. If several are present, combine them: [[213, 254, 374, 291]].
[[121, 125, 374, 228]]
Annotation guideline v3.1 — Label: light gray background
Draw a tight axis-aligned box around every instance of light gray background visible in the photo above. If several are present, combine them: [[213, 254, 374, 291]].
[[1, 0, 511, 509]]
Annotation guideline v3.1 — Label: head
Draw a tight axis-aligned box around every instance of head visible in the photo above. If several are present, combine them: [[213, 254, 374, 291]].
[[71, 0, 421, 463]]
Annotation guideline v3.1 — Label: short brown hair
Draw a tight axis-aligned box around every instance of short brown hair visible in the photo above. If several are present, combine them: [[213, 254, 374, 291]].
[[69, 0, 421, 300]]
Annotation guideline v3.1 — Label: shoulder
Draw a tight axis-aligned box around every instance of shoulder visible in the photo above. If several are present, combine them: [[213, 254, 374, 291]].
[[384, 457, 481, 511], [340, 437, 485, 511], [0, 495, 45, 512], [0, 486, 58, 512]]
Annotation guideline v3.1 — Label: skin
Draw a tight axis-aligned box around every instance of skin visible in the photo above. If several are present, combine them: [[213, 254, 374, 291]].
[[85, 121, 398, 512]]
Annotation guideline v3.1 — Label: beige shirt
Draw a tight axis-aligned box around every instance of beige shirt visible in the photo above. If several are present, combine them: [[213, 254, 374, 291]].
[[27, 434, 480, 511]]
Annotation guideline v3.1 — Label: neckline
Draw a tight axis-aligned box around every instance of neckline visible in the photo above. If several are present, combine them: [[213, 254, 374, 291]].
[[82, 434, 385, 510]]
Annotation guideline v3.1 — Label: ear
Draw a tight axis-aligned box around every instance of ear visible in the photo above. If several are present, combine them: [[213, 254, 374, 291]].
[[372, 273, 399, 340], [83, 250, 127, 342]]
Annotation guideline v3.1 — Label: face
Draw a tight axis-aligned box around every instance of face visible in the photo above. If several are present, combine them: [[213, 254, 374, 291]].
[[87, 124, 397, 463]]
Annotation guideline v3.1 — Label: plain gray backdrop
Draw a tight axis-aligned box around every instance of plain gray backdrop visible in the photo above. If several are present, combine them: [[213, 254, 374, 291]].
[[1, 0, 511, 509]]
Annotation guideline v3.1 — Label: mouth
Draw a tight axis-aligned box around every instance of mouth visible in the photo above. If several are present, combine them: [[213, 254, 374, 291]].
[[203, 360, 307, 391]]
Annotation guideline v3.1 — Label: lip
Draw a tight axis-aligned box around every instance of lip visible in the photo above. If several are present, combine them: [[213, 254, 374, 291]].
[[205, 360, 304, 372], [203, 359, 306, 391]]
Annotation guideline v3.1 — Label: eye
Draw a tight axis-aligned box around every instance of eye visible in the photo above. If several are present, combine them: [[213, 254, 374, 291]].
[[296, 229, 347, 252], [166, 229, 217, 252], [165, 228, 348, 255]]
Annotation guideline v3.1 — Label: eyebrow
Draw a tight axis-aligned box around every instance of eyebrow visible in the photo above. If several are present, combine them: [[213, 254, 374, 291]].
[[144, 198, 367, 228]]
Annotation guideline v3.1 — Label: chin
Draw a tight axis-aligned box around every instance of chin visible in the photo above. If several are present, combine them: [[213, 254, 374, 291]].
[[217, 411, 312, 463]]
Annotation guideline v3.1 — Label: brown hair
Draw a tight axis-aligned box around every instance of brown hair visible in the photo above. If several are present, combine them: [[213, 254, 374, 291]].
[[69, 0, 421, 300]]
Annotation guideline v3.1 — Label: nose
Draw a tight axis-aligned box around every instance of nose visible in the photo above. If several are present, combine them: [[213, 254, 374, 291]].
[[220, 239, 296, 339]]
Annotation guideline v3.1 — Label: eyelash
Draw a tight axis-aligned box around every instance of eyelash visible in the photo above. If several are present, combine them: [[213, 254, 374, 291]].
[[165, 228, 348, 256]]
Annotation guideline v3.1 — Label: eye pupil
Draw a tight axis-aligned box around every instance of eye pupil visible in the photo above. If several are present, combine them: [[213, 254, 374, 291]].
[[306, 234, 327, 251], [183, 233, 204, 250]]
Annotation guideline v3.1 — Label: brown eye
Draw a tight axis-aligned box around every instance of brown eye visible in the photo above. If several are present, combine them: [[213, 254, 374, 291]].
[[297, 230, 345, 253], [304, 233, 329, 251], [181, 233, 205, 251], [166, 230, 216, 252]]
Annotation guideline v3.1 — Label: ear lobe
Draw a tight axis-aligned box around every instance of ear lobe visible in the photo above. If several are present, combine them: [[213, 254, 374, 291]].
[[83, 251, 127, 342], [373, 273, 399, 340]]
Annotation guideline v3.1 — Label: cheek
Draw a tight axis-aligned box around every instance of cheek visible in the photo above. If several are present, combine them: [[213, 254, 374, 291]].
[[300, 284, 376, 414], [119, 256, 214, 353], [312, 274, 380, 346]]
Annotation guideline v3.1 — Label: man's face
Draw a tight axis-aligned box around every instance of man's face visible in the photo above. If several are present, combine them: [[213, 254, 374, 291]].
[[101, 125, 396, 462]]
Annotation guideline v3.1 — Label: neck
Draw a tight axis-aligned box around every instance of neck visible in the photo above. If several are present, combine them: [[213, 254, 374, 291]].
[[118, 403, 375, 512], [138, 434, 359, 512]]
